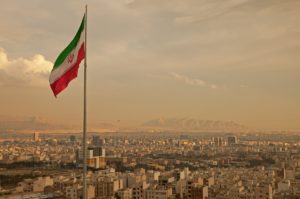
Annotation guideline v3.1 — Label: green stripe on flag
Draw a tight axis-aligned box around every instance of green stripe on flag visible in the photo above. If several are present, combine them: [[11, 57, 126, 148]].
[[53, 15, 85, 71]]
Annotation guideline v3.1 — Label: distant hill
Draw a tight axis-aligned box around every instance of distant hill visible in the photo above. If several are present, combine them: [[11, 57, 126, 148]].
[[0, 115, 250, 133], [142, 118, 250, 132], [0, 115, 118, 133], [0, 116, 69, 131]]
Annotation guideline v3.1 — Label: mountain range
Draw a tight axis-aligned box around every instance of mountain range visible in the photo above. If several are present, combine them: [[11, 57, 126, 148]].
[[141, 118, 250, 132], [0, 116, 71, 132], [0, 116, 250, 133]]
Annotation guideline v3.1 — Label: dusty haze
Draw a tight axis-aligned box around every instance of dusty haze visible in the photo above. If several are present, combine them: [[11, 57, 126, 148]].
[[0, 0, 300, 130]]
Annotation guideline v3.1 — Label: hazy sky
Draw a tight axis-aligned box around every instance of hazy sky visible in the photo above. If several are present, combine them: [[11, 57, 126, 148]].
[[0, 0, 300, 130]]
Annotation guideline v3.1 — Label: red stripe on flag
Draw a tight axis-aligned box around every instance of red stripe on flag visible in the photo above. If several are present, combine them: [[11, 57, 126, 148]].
[[50, 43, 85, 97]]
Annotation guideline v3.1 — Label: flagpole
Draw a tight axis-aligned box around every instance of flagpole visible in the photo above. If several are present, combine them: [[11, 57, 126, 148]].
[[83, 4, 88, 199]]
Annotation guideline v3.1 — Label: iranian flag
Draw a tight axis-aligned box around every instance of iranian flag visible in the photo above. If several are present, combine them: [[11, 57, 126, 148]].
[[49, 15, 85, 97]]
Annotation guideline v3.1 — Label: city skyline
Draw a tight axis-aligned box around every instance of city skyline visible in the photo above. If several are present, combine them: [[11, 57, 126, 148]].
[[1, 0, 300, 130], [1, 131, 300, 199]]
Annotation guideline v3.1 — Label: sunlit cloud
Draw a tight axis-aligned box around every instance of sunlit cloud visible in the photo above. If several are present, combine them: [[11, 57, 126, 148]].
[[0, 48, 52, 87], [170, 72, 217, 89], [171, 72, 206, 86]]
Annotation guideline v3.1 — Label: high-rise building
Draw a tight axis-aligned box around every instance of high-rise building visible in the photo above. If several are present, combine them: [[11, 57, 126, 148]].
[[117, 188, 132, 199], [33, 132, 39, 142], [204, 176, 214, 187], [213, 137, 224, 146], [92, 136, 105, 146], [76, 147, 106, 169], [228, 136, 238, 145], [95, 177, 122, 198], [191, 185, 208, 199], [146, 170, 160, 183], [144, 186, 172, 199], [88, 147, 105, 157], [69, 135, 76, 142], [132, 182, 149, 199], [174, 170, 185, 180], [186, 177, 204, 199], [255, 184, 272, 199]]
